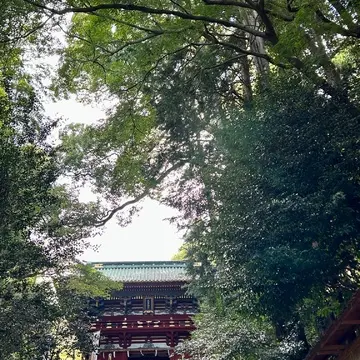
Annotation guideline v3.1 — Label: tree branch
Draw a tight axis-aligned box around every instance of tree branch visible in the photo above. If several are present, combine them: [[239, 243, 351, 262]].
[[23, 0, 270, 40], [91, 12, 165, 34], [202, 55, 247, 70], [253, 0, 278, 43], [0, 15, 53, 43], [204, 0, 294, 22], [105, 33, 162, 56], [204, 33, 287, 68], [286, 0, 299, 12], [202, 0, 254, 9], [94, 161, 185, 227], [315, 9, 360, 38], [328, 0, 357, 29]]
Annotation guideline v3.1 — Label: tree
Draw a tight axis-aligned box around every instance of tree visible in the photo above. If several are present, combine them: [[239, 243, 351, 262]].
[[1, 2, 360, 360], [0, 11, 105, 358], [180, 296, 282, 360], [171, 244, 189, 260], [41, 264, 122, 360], [22, 0, 360, 98], [182, 75, 360, 360], [0, 263, 122, 360], [14, 0, 358, 228]]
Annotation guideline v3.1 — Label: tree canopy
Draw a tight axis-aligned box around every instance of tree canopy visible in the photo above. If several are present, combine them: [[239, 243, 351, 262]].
[[0, 4, 119, 358], [1, 1, 360, 359]]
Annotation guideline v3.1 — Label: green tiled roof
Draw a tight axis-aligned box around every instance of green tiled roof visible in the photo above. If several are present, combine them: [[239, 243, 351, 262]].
[[89, 261, 190, 283]]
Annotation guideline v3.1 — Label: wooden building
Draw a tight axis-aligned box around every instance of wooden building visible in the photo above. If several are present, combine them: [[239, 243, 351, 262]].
[[305, 291, 360, 360], [88, 261, 197, 360]]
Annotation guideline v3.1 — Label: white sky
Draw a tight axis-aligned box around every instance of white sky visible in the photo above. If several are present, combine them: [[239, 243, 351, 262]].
[[44, 98, 184, 262]]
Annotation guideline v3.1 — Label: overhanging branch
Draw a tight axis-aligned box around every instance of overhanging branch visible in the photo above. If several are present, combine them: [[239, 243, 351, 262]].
[[23, 0, 270, 40], [94, 161, 185, 227], [0, 14, 54, 43]]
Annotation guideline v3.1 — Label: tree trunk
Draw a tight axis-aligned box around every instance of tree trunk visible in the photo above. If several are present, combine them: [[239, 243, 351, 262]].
[[237, 30, 253, 103], [245, 10, 270, 89], [240, 55, 253, 104]]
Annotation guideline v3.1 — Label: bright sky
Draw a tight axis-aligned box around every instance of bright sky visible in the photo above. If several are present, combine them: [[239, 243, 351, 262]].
[[44, 99, 184, 262]]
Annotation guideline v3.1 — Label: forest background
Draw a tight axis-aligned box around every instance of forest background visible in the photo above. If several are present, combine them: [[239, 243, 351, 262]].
[[1, 1, 360, 359]]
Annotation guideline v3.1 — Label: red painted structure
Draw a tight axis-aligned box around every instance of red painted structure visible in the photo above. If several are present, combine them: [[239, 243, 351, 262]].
[[305, 290, 360, 360], [88, 262, 197, 360]]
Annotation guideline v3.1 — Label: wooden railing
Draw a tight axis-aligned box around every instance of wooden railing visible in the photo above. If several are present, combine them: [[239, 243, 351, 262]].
[[91, 317, 194, 331]]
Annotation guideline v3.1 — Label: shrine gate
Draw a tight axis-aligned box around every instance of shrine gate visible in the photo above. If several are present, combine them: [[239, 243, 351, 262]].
[[88, 261, 197, 360]]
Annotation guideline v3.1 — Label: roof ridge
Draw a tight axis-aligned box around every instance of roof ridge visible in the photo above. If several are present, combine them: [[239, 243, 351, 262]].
[[89, 261, 190, 282], [88, 261, 188, 266]]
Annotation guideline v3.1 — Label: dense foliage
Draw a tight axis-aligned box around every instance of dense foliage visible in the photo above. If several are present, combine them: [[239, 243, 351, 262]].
[[183, 77, 360, 359], [0, 3, 119, 358], [1, 1, 360, 359]]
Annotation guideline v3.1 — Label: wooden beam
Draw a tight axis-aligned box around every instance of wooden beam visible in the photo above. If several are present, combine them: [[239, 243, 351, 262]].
[[341, 319, 360, 325], [316, 345, 346, 355], [321, 345, 346, 350]]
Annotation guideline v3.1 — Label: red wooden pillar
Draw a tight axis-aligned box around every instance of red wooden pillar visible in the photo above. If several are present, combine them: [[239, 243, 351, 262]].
[[115, 352, 128, 360]]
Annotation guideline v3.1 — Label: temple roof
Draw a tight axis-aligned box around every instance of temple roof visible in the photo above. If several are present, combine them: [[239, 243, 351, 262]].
[[89, 261, 190, 283], [305, 289, 360, 360]]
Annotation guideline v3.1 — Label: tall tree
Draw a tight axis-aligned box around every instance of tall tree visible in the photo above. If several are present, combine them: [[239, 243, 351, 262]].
[[13, 0, 358, 227], [2, 2, 360, 360], [182, 75, 360, 360], [0, 6, 106, 358]]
